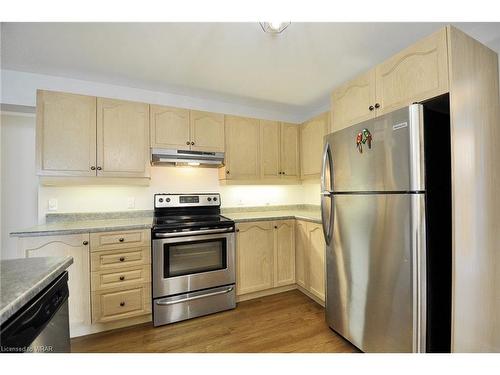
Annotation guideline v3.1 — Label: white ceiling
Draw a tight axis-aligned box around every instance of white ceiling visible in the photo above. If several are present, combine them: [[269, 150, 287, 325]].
[[1, 22, 500, 116]]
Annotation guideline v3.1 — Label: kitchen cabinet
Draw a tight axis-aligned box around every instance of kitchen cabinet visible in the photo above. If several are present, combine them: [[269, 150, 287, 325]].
[[97, 98, 150, 178], [375, 28, 449, 115], [236, 220, 296, 296], [300, 112, 329, 180], [190, 110, 225, 152], [280, 122, 301, 179], [18, 233, 91, 336], [260, 120, 281, 180], [274, 220, 296, 287], [236, 221, 274, 295], [36, 90, 97, 176], [150, 105, 190, 150], [222, 115, 261, 180], [295, 220, 325, 302], [331, 69, 376, 132]]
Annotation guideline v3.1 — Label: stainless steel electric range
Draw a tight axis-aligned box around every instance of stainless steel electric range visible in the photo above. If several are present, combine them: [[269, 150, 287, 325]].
[[151, 193, 236, 326]]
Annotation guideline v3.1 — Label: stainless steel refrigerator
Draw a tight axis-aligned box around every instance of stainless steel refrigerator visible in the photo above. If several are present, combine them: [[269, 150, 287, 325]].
[[321, 103, 452, 353]]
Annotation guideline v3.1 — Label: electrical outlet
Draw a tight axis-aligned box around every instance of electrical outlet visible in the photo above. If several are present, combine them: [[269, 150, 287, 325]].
[[127, 197, 135, 209], [48, 198, 58, 211]]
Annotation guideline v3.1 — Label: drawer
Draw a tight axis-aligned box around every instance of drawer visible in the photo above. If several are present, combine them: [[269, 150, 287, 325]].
[[91, 265, 151, 291], [91, 282, 151, 323], [91, 247, 150, 271], [90, 229, 150, 252]]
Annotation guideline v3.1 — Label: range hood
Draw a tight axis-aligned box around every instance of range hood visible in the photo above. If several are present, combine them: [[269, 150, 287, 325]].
[[151, 148, 224, 168]]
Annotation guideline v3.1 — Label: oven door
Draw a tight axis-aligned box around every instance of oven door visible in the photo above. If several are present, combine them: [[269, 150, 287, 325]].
[[152, 231, 235, 298]]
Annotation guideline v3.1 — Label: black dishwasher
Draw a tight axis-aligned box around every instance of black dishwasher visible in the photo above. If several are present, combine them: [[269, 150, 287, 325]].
[[1, 271, 70, 353]]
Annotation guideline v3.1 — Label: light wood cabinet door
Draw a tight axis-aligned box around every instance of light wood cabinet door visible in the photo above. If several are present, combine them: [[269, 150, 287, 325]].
[[331, 69, 376, 132], [375, 28, 449, 115], [274, 220, 295, 287], [150, 105, 190, 150], [280, 122, 300, 179], [190, 110, 225, 152], [295, 220, 308, 289], [19, 234, 91, 337], [36, 90, 97, 176], [236, 221, 274, 295], [300, 112, 328, 180], [97, 98, 150, 178], [224, 116, 260, 180], [308, 223, 326, 301], [260, 120, 281, 180]]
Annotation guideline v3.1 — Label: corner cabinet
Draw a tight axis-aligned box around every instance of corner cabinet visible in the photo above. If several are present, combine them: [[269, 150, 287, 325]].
[[36, 90, 97, 176], [97, 98, 150, 178], [236, 220, 295, 296], [300, 112, 329, 180], [18, 234, 91, 337], [295, 220, 325, 302]]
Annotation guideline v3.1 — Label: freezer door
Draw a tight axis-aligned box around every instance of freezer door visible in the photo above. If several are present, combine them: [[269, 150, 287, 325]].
[[326, 193, 426, 352], [329, 104, 424, 192]]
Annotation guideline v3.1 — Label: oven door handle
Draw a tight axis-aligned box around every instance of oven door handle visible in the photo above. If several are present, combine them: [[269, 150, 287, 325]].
[[155, 286, 234, 306], [154, 227, 234, 238]]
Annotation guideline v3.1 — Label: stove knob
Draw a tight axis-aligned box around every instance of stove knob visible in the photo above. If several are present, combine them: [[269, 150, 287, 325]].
[[207, 197, 212, 202], [158, 198, 164, 203], [166, 198, 171, 203], [213, 197, 218, 202]]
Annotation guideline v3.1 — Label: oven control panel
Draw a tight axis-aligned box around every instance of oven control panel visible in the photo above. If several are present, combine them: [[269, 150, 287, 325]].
[[155, 193, 220, 208]]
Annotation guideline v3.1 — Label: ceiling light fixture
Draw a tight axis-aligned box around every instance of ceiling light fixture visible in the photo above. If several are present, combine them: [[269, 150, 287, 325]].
[[259, 22, 291, 34]]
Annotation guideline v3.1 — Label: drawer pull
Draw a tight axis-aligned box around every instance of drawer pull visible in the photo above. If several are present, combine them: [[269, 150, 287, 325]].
[[119, 257, 125, 262], [119, 276, 125, 281], [120, 302, 125, 307], [119, 238, 125, 242]]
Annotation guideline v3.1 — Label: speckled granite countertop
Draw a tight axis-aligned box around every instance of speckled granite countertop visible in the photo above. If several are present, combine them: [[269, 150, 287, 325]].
[[223, 208, 321, 224], [10, 212, 154, 238], [0, 256, 73, 325]]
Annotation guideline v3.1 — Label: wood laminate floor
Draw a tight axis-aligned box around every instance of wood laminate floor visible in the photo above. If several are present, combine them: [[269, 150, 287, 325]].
[[71, 290, 359, 353]]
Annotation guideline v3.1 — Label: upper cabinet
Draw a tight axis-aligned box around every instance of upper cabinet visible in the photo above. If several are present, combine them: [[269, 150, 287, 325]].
[[190, 110, 225, 152], [36, 90, 97, 176], [97, 98, 150, 178], [222, 115, 261, 180], [150, 105, 190, 150], [280, 122, 301, 179], [331, 69, 376, 132], [375, 28, 449, 115], [260, 120, 281, 180], [150, 106, 225, 152], [300, 112, 329, 180], [331, 28, 450, 131]]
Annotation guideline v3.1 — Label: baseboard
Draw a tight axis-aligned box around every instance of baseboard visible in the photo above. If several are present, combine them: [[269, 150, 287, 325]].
[[296, 285, 325, 307], [70, 314, 152, 338], [236, 284, 297, 302]]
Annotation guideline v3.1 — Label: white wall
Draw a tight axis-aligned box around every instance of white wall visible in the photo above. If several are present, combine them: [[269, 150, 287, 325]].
[[0, 113, 38, 259]]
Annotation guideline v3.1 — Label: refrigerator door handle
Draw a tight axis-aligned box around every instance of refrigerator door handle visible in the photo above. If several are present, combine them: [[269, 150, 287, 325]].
[[321, 141, 334, 245]]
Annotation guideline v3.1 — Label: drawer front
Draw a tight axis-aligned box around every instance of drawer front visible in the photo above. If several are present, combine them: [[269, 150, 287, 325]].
[[91, 247, 150, 271], [90, 229, 150, 252], [92, 283, 151, 323], [91, 265, 151, 291]]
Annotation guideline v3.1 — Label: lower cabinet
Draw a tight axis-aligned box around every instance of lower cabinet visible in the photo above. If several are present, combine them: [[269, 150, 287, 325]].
[[18, 233, 92, 336], [236, 220, 295, 296], [295, 220, 326, 302]]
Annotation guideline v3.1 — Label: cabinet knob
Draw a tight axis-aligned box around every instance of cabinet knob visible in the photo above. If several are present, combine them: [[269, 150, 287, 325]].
[[226, 170, 230, 174], [97, 166, 102, 170], [119, 257, 125, 262], [119, 276, 125, 281], [369, 105, 374, 111], [82, 241, 88, 246], [119, 238, 124, 242], [191, 142, 195, 145], [374, 103, 380, 109], [120, 302, 125, 307], [90, 166, 96, 170], [186, 141, 190, 145], [236, 228, 240, 232], [274, 225, 278, 229]]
